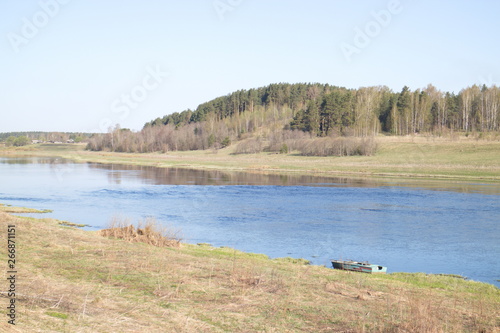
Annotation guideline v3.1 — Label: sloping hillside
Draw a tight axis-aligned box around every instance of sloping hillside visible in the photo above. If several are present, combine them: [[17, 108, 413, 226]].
[[1, 206, 498, 332]]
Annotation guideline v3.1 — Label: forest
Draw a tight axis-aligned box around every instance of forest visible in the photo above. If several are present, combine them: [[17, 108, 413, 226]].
[[86, 83, 500, 155]]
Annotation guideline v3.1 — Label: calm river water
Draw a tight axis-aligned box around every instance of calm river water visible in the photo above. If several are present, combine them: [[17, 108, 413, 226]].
[[1, 157, 499, 287]]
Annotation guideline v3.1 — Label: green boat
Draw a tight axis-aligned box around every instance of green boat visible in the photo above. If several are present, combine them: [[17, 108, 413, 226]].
[[331, 259, 387, 274]]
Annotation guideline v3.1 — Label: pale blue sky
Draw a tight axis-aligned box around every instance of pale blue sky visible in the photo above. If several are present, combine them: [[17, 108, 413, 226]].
[[1, 0, 499, 132]]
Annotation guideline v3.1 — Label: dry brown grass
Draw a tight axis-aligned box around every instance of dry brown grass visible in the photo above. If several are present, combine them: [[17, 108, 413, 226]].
[[0, 209, 498, 332], [99, 216, 181, 248]]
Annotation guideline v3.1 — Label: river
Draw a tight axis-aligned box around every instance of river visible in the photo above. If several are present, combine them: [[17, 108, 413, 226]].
[[1, 157, 499, 287]]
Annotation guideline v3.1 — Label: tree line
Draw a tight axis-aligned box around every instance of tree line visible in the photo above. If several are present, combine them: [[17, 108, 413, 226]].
[[146, 83, 500, 135], [0, 132, 91, 146], [86, 83, 500, 154]]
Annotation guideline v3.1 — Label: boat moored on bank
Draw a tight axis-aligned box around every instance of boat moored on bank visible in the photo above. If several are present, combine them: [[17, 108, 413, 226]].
[[331, 259, 387, 274]]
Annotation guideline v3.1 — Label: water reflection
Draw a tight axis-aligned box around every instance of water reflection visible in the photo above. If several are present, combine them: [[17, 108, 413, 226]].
[[88, 162, 500, 195], [91, 163, 378, 187], [2, 157, 498, 195], [0, 157, 73, 165]]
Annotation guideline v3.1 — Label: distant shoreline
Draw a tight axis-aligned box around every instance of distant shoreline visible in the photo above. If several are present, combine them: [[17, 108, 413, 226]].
[[1, 135, 500, 182]]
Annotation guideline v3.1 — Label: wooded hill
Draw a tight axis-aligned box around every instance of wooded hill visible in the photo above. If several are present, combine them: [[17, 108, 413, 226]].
[[87, 83, 500, 155], [147, 83, 500, 134]]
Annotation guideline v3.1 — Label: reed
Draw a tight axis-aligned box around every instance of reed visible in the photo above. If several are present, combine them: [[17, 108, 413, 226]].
[[100, 216, 181, 247]]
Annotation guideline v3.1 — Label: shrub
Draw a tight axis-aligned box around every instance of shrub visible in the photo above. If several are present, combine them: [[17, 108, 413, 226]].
[[233, 137, 263, 154], [4, 135, 30, 147], [279, 143, 289, 154], [208, 134, 216, 147], [298, 137, 378, 157], [358, 137, 378, 156], [100, 216, 181, 247], [5, 136, 16, 147], [14, 136, 30, 146], [221, 136, 231, 148]]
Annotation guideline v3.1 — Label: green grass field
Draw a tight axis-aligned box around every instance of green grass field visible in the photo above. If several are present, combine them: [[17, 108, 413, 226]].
[[0, 209, 498, 332]]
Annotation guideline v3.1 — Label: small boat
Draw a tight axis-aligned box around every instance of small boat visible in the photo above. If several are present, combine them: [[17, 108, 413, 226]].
[[331, 259, 387, 274]]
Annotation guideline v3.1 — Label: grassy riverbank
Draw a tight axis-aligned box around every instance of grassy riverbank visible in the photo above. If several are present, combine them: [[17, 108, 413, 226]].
[[0, 207, 499, 332], [1, 135, 500, 181]]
